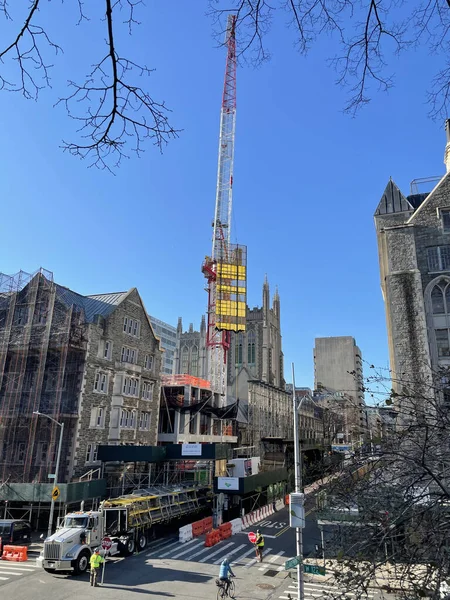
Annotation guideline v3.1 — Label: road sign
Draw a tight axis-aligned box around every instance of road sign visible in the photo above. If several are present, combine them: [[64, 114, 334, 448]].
[[51, 486, 60, 501], [48, 474, 55, 479], [304, 564, 326, 576], [248, 532, 257, 544], [285, 556, 301, 570], [101, 537, 112, 551]]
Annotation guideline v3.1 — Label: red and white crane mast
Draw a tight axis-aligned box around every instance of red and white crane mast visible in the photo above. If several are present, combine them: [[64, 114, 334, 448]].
[[202, 15, 237, 404]]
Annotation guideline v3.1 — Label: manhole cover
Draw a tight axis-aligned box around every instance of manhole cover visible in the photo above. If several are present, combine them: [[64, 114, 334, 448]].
[[257, 584, 275, 590], [264, 569, 279, 577]]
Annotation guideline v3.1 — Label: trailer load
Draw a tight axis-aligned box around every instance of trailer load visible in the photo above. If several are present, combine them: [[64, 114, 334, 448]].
[[37, 484, 212, 575]]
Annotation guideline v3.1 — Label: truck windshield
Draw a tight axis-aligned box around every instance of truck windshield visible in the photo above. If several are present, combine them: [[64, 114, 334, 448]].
[[64, 516, 88, 528]]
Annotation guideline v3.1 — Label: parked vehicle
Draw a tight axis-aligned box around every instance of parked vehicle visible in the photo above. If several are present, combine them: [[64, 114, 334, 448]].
[[37, 484, 212, 575], [0, 520, 33, 553]]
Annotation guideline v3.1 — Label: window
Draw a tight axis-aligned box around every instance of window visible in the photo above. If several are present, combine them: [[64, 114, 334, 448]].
[[124, 316, 140, 338], [97, 407, 104, 427], [142, 381, 154, 401], [16, 442, 26, 463], [235, 334, 243, 365], [436, 329, 450, 357], [191, 346, 199, 377], [86, 443, 98, 463], [442, 209, 450, 232], [94, 371, 108, 393], [121, 346, 137, 364], [130, 410, 136, 428], [14, 307, 28, 326], [139, 411, 151, 430], [144, 355, 154, 371], [120, 409, 129, 427], [104, 341, 112, 360], [181, 347, 189, 373], [34, 302, 47, 325], [37, 442, 49, 465], [122, 377, 139, 397], [247, 330, 256, 365], [427, 246, 450, 271]]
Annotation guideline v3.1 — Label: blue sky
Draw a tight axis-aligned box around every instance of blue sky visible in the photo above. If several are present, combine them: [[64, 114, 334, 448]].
[[0, 2, 446, 391]]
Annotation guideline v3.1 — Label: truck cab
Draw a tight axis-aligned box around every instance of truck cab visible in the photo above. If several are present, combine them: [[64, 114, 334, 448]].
[[36, 511, 120, 575]]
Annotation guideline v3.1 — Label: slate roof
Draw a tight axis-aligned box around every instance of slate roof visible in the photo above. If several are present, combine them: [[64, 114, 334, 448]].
[[375, 179, 414, 216], [55, 286, 129, 323]]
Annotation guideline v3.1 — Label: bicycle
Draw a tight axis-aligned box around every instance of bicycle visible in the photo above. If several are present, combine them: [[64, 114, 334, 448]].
[[216, 577, 236, 599]]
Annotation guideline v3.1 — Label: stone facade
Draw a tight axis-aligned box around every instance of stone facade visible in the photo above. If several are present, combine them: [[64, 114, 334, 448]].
[[172, 317, 207, 379], [0, 270, 162, 484]]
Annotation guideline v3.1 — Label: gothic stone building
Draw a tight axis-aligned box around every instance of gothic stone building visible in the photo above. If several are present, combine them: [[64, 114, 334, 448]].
[[0, 269, 162, 484], [375, 123, 450, 411]]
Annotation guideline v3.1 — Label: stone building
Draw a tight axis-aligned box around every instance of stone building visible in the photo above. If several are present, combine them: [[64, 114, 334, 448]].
[[0, 269, 162, 485], [172, 316, 207, 379], [374, 123, 450, 412]]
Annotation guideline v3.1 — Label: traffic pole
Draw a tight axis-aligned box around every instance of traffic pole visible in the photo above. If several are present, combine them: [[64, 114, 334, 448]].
[[101, 555, 106, 585]]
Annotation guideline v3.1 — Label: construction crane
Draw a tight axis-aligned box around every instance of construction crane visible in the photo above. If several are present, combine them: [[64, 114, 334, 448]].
[[202, 14, 246, 405]]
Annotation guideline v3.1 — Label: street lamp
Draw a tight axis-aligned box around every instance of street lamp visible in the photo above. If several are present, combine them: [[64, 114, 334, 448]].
[[33, 411, 64, 538], [291, 364, 305, 600]]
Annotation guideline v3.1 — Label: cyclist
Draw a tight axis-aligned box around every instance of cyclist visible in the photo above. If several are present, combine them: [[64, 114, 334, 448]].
[[255, 529, 264, 562], [219, 557, 235, 596], [89, 548, 105, 587]]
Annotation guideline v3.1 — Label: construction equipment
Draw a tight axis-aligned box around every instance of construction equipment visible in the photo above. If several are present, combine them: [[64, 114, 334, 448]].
[[37, 485, 212, 575], [202, 14, 247, 404]]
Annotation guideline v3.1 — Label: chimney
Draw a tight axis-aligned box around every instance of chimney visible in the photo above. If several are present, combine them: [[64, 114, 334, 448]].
[[445, 120, 450, 173]]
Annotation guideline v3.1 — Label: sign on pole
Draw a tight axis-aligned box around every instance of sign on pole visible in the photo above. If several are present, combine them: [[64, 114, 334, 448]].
[[248, 532, 257, 544], [51, 486, 60, 501], [284, 556, 300, 570], [101, 537, 112, 551], [303, 564, 326, 576]]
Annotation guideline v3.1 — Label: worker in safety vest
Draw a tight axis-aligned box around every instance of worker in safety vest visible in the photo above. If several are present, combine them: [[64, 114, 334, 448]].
[[255, 530, 264, 562], [90, 548, 105, 587]]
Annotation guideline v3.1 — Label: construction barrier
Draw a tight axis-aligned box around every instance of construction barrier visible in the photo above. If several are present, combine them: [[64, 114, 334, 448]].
[[276, 499, 285, 511], [205, 529, 221, 547], [179, 524, 193, 543], [219, 522, 232, 540], [230, 518, 243, 534], [192, 520, 204, 537], [285, 495, 290, 505], [203, 517, 213, 534], [2, 545, 27, 562]]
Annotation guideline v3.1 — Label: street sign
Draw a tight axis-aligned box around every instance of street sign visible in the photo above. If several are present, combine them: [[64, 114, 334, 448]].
[[304, 564, 326, 576], [248, 532, 257, 544], [101, 537, 112, 551], [285, 556, 301, 570], [51, 486, 60, 501], [48, 474, 55, 479]]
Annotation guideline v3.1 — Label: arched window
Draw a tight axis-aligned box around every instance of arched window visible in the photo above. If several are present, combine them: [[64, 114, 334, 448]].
[[235, 334, 243, 366], [430, 279, 450, 358], [181, 346, 189, 373], [191, 346, 199, 377], [432, 285, 445, 314], [247, 330, 256, 365]]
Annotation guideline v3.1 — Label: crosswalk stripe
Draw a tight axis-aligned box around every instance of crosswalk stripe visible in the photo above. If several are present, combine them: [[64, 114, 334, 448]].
[[213, 544, 247, 565], [146, 538, 176, 551], [166, 539, 202, 559], [231, 546, 256, 565], [0, 571, 21, 576], [146, 540, 179, 557], [259, 551, 285, 570], [199, 542, 235, 563], [0, 577, 9, 581], [187, 543, 216, 561], [0, 565, 38, 572], [244, 546, 273, 569]]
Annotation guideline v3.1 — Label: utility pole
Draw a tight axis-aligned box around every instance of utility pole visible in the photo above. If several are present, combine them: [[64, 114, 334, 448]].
[[291, 364, 304, 600]]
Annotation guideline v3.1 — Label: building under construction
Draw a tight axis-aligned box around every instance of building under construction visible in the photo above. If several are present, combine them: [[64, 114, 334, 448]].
[[0, 269, 162, 521]]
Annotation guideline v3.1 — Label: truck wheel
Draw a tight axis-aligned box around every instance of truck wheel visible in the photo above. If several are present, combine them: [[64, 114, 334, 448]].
[[138, 534, 147, 550], [123, 538, 135, 556], [73, 549, 90, 575]]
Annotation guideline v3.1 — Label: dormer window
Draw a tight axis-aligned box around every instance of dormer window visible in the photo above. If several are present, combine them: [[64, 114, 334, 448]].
[[441, 209, 450, 233]]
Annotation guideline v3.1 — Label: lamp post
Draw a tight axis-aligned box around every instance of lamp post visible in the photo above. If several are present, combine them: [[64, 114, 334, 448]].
[[33, 411, 64, 538], [291, 364, 305, 600]]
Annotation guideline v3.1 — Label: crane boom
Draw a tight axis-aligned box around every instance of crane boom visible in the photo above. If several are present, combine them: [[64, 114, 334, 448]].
[[202, 15, 237, 403]]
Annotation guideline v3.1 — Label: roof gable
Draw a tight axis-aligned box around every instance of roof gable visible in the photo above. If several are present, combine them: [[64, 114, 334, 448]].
[[375, 179, 414, 216], [407, 172, 450, 224]]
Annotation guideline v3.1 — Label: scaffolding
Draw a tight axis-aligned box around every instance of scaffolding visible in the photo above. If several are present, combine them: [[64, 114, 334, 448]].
[[0, 269, 87, 486]]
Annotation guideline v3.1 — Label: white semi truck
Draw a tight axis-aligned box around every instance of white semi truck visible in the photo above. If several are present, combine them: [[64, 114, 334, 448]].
[[37, 485, 211, 575]]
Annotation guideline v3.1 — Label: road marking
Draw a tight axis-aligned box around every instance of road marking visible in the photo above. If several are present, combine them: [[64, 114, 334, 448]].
[[199, 542, 235, 563], [244, 546, 273, 569], [258, 550, 285, 570], [146, 537, 176, 551], [146, 539, 179, 557], [231, 546, 256, 565], [213, 544, 247, 565], [0, 565, 38, 572], [275, 526, 290, 537], [169, 540, 204, 560], [0, 571, 22, 576]]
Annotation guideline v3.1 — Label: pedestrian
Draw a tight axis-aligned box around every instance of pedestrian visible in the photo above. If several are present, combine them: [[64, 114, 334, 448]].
[[89, 548, 105, 587], [255, 529, 264, 562]]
